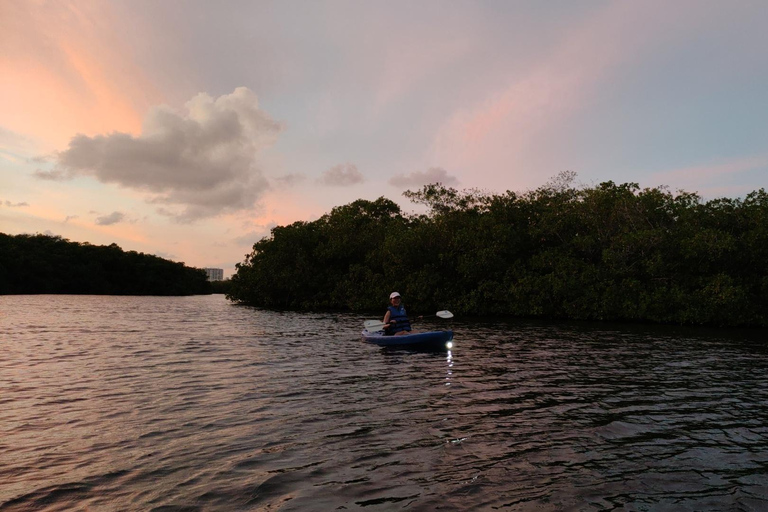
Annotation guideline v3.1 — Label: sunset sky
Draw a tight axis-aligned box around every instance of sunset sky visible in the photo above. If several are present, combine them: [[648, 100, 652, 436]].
[[2, 1, 767, 277]]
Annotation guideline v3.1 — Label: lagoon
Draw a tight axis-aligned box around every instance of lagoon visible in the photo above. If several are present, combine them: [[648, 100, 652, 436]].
[[1, 294, 767, 510]]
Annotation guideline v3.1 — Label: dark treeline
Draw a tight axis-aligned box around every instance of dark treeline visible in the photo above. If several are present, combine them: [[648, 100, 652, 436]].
[[228, 174, 768, 327], [0, 233, 211, 295], [210, 279, 233, 295]]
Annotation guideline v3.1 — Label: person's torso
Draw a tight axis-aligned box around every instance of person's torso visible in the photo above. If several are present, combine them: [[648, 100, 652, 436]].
[[387, 305, 411, 333]]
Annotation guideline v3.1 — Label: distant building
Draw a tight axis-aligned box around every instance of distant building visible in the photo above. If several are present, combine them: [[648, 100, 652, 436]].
[[204, 268, 224, 281]]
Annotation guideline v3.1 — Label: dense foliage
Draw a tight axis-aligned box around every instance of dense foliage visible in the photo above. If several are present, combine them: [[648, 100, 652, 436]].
[[0, 233, 211, 295], [228, 176, 768, 327], [210, 279, 233, 295]]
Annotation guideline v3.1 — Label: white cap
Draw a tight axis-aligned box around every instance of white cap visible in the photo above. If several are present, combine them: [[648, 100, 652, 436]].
[[389, 292, 401, 299]]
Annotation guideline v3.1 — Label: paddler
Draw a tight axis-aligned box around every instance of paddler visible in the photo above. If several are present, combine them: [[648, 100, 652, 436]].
[[382, 292, 417, 336]]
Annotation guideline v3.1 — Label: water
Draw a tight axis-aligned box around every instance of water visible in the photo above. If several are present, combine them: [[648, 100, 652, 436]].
[[1, 295, 767, 511]]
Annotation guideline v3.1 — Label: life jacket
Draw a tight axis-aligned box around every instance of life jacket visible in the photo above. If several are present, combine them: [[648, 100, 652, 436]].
[[386, 305, 411, 335]]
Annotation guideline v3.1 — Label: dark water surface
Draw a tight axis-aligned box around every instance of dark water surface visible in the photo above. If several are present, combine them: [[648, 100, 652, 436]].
[[2, 295, 767, 511]]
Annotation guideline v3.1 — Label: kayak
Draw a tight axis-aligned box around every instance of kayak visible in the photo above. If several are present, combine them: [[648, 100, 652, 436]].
[[361, 329, 454, 348]]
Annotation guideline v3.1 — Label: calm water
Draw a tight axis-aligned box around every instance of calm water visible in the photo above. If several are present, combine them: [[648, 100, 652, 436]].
[[1, 295, 767, 511]]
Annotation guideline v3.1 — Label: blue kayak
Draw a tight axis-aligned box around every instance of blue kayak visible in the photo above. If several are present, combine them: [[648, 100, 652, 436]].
[[361, 329, 453, 348]]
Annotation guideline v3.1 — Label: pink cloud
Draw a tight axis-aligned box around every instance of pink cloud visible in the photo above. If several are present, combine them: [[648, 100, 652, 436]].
[[388, 167, 458, 189], [647, 155, 768, 195], [0, 1, 159, 150], [428, 2, 722, 192], [369, 35, 475, 116]]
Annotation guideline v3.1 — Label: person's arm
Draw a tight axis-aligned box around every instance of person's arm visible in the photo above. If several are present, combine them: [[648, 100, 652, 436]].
[[382, 310, 392, 330]]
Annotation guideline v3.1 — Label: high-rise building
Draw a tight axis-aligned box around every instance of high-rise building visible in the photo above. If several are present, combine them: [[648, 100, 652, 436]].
[[204, 268, 224, 281]]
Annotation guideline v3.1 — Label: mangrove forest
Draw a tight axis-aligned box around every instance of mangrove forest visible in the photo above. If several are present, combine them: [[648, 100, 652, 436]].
[[0, 233, 211, 295], [228, 175, 768, 327]]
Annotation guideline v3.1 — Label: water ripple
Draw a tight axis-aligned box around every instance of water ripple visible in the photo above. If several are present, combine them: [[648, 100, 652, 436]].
[[1, 295, 767, 510]]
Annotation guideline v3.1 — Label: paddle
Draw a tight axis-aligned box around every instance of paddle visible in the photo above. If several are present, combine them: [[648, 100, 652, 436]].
[[363, 310, 453, 331]]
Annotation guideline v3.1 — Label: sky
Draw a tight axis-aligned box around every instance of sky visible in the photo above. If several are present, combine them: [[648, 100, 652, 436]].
[[2, 0, 767, 277]]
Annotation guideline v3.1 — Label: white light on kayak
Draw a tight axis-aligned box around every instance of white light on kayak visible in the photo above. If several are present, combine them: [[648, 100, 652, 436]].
[[446, 341, 453, 349]]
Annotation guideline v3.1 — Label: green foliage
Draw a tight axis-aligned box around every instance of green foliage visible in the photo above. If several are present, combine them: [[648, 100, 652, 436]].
[[228, 197, 403, 310], [228, 177, 768, 327], [0, 233, 211, 295]]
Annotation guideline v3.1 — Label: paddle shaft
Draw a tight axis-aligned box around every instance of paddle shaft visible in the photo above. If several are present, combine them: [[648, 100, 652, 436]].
[[364, 310, 452, 331]]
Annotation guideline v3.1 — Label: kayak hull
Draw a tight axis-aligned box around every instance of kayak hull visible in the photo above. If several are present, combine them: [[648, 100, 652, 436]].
[[361, 329, 453, 348]]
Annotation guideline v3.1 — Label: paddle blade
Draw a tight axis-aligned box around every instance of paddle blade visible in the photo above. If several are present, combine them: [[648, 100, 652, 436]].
[[364, 320, 387, 330], [436, 310, 454, 319]]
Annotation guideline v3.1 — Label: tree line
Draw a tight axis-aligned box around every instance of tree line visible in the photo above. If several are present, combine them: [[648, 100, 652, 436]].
[[228, 174, 768, 327], [0, 233, 211, 295]]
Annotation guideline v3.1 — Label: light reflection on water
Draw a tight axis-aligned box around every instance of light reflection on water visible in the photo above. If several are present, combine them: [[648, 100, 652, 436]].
[[1, 294, 767, 511]]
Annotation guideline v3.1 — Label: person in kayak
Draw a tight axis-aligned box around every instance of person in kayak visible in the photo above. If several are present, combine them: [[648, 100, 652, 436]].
[[382, 292, 416, 336]]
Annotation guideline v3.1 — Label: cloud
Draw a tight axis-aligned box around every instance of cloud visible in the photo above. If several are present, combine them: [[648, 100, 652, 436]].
[[429, 2, 691, 191], [649, 155, 768, 185], [3, 200, 29, 207], [318, 163, 364, 186], [388, 167, 459, 188], [0, 126, 29, 146], [233, 229, 272, 247], [64, 215, 79, 223], [33, 168, 67, 181], [0, 128, 38, 160], [43, 87, 283, 221], [274, 173, 306, 187], [95, 211, 126, 225], [644, 154, 768, 199], [152, 250, 178, 261]]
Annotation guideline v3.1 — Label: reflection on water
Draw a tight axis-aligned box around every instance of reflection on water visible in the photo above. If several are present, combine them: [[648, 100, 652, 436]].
[[1, 295, 767, 511]]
